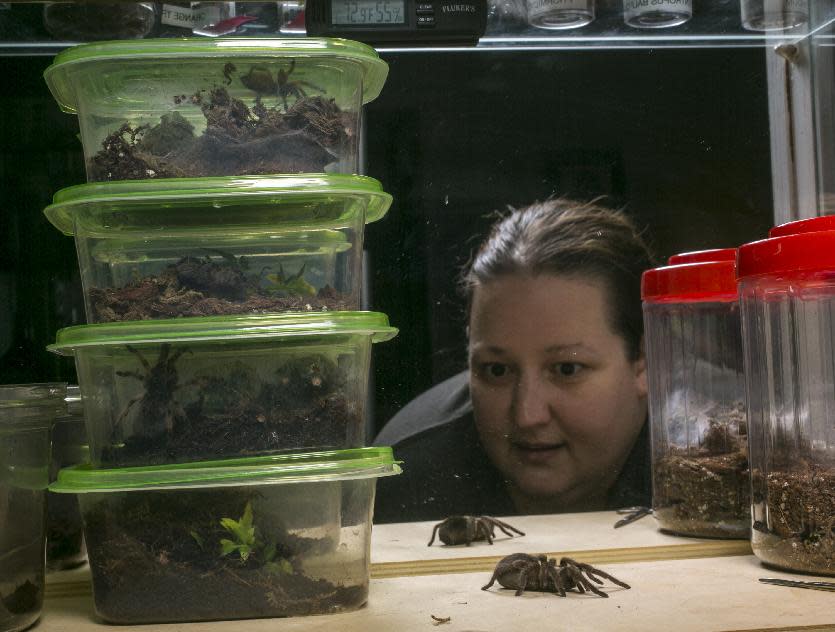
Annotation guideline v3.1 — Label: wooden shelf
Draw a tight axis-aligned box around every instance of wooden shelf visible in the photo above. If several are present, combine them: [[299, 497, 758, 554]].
[[39, 511, 833, 631]]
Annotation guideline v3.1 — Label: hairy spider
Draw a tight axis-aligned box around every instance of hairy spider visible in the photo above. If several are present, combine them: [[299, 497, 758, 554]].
[[174, 248, 253, 301], [236, 60, 323, 110], [482, 554, 630, 598], [427, 515, 525, 546], [115, 344, 192, 437]]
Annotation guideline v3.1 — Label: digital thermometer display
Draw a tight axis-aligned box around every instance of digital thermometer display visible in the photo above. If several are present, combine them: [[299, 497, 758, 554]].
[[331, 0, 407, 25]]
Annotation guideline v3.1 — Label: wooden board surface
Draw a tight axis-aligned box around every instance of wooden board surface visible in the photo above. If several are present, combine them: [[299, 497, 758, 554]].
[[41, 555, 834, 632], [370, 510, 752, 576]]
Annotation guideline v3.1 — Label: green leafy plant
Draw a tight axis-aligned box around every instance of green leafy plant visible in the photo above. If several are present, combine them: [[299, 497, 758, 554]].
[[264, 263, 316, 297], [217, 501, 293, 574], [219, 501, 256, 562]]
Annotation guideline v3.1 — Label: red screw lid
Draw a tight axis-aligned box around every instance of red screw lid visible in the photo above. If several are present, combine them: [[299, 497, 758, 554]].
[[737, 228, 835, 280], [668, 248, 737, 265], [642, 260, 738, 303], [769, 215, 835, 238]]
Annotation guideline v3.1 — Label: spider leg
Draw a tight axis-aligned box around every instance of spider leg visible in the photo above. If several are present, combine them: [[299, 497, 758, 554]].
[[125, 344, 152, 371], [297, 79, 324, 93], [115, 395, 142, 427], [513, 567, 530, 596], [560, 561, 608, 597], [166, 346, 191, 368], [115, 370, 145, 381], [481, 567, 501, 591], [485, 517, 525, 538], [546, 565, 567, 597], [427, 524, 441, 546], [477, 521, 494, 545], [561, 558, 631, 590]]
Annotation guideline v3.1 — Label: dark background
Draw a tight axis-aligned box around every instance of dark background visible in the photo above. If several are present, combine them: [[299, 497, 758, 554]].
[[0, 47, 774, 434]]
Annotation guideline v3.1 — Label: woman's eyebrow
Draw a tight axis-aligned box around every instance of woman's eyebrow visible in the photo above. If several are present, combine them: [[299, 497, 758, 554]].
[[544, 343, 592, 354]]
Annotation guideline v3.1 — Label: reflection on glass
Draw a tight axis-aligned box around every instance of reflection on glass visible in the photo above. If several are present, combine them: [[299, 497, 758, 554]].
[[623, 0, 692, 28], [526, 0, 594, 30], [740, 0, 808, 31]]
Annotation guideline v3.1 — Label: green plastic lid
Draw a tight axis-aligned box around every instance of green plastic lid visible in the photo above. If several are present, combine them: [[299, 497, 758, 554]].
[[51, 446, 401, 493], [44, 37, 389, 113], [44, 174, 392, 236], [48, 311, 398, 355]]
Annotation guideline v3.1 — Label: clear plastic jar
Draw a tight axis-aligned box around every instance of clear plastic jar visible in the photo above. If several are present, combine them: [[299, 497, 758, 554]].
[[0, 384, 66, 632], [642, 249, 749, 538], [47, 386, 88, 571], [738, 217, 835, 575], [43, 3, 156, 40]]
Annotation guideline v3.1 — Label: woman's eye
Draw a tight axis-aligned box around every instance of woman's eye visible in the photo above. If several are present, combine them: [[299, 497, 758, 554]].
[[553, 363, 582, 377], [480, 363, 509, 379]]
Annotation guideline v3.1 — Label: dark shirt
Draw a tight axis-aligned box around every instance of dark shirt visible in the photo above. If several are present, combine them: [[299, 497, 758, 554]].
[[373, 371, 651, 524]]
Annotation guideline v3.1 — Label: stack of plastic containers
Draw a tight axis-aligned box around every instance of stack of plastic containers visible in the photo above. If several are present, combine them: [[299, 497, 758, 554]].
[[738, 216, 835, 576], [41, 38, 401, 622], [642, 249, 749, 539]]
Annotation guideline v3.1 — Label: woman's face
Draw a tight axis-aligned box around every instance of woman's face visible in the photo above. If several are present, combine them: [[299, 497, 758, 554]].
[[468, 274, 647, 509]]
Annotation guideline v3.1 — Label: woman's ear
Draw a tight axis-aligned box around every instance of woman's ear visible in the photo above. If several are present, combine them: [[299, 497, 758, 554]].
[[634, 336, 648, 397]]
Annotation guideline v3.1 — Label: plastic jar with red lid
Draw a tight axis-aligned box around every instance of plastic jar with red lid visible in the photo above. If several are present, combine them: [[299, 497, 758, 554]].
[[737, 216, 835, 575], [641, 250, 748, 539]]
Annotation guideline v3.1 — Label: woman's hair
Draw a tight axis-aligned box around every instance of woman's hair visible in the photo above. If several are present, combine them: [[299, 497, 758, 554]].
[[463, 198, 656, 360]]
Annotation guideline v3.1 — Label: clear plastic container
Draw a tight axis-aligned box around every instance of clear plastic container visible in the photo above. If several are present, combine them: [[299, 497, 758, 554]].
[[642, 249, 750, 539], [50, 447, 400, 623], [48, 312, 397, 468], [43, 175, 391, 323], [42, 3, 157, 40], [738, 217, 835, 575], [0, 384, 66, 632], [47, 386, 88, 571], [43, 38, 388, 180]]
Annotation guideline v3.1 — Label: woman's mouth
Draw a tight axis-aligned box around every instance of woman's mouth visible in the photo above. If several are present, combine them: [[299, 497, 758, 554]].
[[511, 441, 566, 464]]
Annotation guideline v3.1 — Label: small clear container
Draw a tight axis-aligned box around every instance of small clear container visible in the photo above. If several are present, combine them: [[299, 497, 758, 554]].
[[43, 38, 388, 180], [0, 384, 66, 632], [738, 217, 835, 575], [50, 447, 400, 623], [43, 175, 391, 323], [43, 3, 157, 40], [47, 386, 88, 571], [48, 312, 397, 468], [642, 249, 750, 539]]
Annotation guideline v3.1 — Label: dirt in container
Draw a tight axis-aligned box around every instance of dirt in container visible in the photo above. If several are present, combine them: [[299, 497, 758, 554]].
[[653, 403, 750, 538], [83, 489, 366, 623], [752, 464, 835, 575], [102, 347, 362, 467], [89, 252, 349, 322], [87, 65, 354, 181]]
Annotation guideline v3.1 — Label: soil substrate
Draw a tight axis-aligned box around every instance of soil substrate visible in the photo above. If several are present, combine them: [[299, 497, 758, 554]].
[[654, 449, 750, 538], [752, 465, 835, 575]]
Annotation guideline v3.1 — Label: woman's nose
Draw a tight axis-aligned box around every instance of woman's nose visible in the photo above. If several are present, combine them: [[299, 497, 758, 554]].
[[510, 374, 552, 428]]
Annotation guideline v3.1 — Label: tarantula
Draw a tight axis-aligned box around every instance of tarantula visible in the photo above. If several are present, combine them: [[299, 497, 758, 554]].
[[482, 554, 630, 598], [427, 515, 525, 546], [229, 60, 323, 110], [115, 344, 192, 437]]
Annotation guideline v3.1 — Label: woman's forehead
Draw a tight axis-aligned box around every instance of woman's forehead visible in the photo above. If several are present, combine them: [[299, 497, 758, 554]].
[[468, 275, 622, 349]]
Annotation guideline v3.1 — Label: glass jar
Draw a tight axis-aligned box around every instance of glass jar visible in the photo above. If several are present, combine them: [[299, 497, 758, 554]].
[[738, 217, 835, 575], [0, 384, 65, 632], [642, 249, 750, 539], [47, 386, 88, 571]]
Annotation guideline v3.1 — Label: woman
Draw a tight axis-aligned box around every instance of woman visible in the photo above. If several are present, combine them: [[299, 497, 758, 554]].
[[373, 199, 655, 523]]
